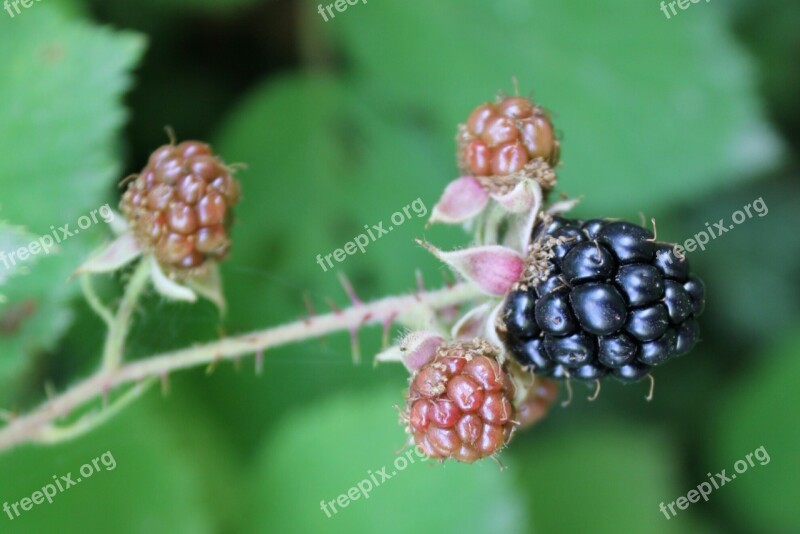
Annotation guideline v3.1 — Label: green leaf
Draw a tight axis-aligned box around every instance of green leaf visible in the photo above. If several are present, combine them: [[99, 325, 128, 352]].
[[0, 396, 213, 534], [0, 6, 145, 384], [247, 386, 527, 533], [325, 0, 782, 215], [510, 421, 709, 533], [141, 0, 263, 10], [0, 223, 36, 292], [710, 331, 800, 531]]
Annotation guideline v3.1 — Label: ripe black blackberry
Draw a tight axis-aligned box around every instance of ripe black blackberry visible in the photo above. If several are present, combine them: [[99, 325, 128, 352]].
[[497, 216, 705, 383]]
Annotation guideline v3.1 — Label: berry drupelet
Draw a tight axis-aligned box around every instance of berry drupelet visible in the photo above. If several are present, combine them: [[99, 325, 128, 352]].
[[121, 141, 240, 273], [405, 340, 516, 463], [498, 217, 705, 383]]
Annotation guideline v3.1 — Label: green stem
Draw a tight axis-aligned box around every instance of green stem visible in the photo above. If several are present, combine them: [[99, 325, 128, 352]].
[[80, 274, 115, 328], [101, 259, 151, 372], [0, 281, 482, 452]]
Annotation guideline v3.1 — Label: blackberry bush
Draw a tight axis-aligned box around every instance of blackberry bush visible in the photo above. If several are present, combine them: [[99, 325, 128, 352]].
[[498, 216, 705, 383]]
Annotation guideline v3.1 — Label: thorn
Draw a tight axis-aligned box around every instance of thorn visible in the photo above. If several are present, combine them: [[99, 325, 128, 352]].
[[490, 454, 507, 471], [325, 297, 342, 315], [645, 374, 655, 402], [394, 403, 409, 423], [303, 293, 317, 325], [415, 269, 425, 293], [160, 373, 170, 396], [647, 217, 658, 242], [255, 350, 264, 376], [337, 272, 362, 306], [382, 312, 398, 349], [205, 354, 221, 375], [118, 173, 138, 188], [561, 375, 573, 407], [164, 125, 177, 145], [441, 271, 454, 288], [393, 440, 413, 455], [349, 330, 362, 365], [101, 385, 110, 409], [44, 381, 56, 400], [587, 379, 601, 402]]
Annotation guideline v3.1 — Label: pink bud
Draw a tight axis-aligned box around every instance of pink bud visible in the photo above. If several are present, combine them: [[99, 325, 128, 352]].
[[419, 241, 524, 296], [490, 178, 542, 214], [73, 233, 142, 275], [429, 176, 489, 225], [400, 330, 446, 371], [451, 303, 491, 340]]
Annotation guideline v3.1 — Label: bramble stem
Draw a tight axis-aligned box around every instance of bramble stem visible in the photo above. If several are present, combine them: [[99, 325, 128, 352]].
[[101, 259, 151, 372], [0, 282, 481, 452], [80, 275, 114, 328]]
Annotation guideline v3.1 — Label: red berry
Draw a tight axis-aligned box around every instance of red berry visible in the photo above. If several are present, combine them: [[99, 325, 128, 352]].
[[516, 377, 559, 429], [458, 95, 560, 178], [121, 141, 240, 273], [405, 340, 516, 463]]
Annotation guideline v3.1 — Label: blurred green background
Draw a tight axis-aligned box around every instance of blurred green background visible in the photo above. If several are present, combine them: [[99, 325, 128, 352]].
[[1, 0, 798, 532]]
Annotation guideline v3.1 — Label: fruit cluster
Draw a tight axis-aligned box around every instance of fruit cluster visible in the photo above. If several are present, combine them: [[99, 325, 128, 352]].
[[121, 141, 240, 273], [406, 340, 516, 463], [457, 96, 560, 178], [499, 216, 705, 383]]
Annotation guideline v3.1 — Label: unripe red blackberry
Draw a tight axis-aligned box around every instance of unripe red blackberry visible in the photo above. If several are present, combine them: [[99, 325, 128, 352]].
[[516, 376, 559, 429], [457, 96, 560, 178], [498, 216, 705, 383], [405, 339, 516, 463], [121, 141, 240, 273]]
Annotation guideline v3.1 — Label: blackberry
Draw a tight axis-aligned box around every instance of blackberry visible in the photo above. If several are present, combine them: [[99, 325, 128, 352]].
[[498, 217, 705, 383], [457, 96, 560, 178], [121, 141, 240, 273], [405, 339, 516, 463]]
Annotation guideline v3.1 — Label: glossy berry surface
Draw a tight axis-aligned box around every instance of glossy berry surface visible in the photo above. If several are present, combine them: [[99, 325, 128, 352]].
[[457, 96, 560, 178], [405, 340, 516, 463], [121, 141, 240, 273], [499, 217, 705, 383]]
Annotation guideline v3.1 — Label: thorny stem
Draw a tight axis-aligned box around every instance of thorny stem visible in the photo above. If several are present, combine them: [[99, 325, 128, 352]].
[[0, 281, 482, 452], [101, 259, 151, 372]]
